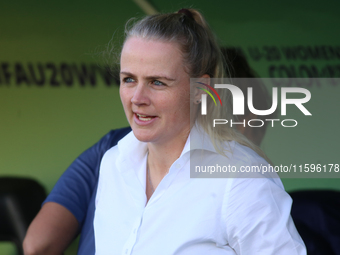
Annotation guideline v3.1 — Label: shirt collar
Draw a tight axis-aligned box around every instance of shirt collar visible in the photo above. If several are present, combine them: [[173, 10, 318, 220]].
[[117, 131, 148, 168], [185, 124, 217, 153], [117, 124, 218, 169]]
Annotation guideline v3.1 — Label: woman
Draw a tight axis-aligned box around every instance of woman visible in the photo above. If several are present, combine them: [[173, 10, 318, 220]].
[[93, 9, 306, 255]]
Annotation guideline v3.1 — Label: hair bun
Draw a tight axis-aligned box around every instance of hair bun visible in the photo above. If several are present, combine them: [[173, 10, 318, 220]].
[[178, 9, 194, 21]]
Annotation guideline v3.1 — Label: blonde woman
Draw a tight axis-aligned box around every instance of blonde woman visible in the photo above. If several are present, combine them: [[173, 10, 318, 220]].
[[93, 9, 306, 255]]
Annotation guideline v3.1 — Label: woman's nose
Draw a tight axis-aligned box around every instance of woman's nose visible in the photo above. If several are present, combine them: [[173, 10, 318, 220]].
[[131, 83, 150, 105]]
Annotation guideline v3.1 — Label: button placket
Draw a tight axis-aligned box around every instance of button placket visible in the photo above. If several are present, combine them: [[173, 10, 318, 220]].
[[121, 217, 143, 255]]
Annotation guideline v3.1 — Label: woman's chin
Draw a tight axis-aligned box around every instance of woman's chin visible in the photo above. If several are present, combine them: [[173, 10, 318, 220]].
[[131, 129, 156, 143]]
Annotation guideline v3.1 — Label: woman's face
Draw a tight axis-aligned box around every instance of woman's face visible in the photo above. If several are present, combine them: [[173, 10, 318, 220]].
[[120, 37, 192, 145]]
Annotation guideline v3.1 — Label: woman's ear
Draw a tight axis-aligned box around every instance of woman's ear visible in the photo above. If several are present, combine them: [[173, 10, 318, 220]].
[[193, 74, 210, 104]]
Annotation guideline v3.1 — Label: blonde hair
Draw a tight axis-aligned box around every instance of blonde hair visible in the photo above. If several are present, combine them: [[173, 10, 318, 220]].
[[123, 9, 271, 163]]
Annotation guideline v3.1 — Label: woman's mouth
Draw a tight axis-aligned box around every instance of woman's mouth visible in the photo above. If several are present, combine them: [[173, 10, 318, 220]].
[[136, 113, 155, 121]]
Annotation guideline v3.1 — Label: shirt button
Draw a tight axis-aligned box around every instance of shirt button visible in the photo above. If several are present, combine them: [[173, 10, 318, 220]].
[[176, 164, 181, 169], [133, 228, 137, 234]]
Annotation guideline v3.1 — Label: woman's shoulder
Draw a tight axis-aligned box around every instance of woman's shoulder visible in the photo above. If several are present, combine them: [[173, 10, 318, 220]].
[[227, 140, 267, 164], [215, 140, 280, 180]]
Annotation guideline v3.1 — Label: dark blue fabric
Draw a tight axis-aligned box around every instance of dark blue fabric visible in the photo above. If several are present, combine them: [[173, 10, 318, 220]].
[[43, 127, 131, 255], [290, 190, 340, 255]]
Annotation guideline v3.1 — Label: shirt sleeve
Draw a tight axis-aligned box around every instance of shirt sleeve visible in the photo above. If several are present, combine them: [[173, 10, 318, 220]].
[[223, 177, 306, 255], [43, 127, 131, 227]]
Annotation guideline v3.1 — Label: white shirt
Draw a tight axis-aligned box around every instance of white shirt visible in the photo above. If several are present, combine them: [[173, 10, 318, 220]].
[[94, 126, 306, 255]]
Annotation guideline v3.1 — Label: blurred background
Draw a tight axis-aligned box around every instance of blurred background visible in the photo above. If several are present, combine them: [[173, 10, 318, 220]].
[[1, 0, 339, 254]]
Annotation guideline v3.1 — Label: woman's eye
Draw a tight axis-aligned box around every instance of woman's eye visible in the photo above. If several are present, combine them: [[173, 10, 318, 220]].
[[123, 77, 135, 83], [153, 80, 165, 86]]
